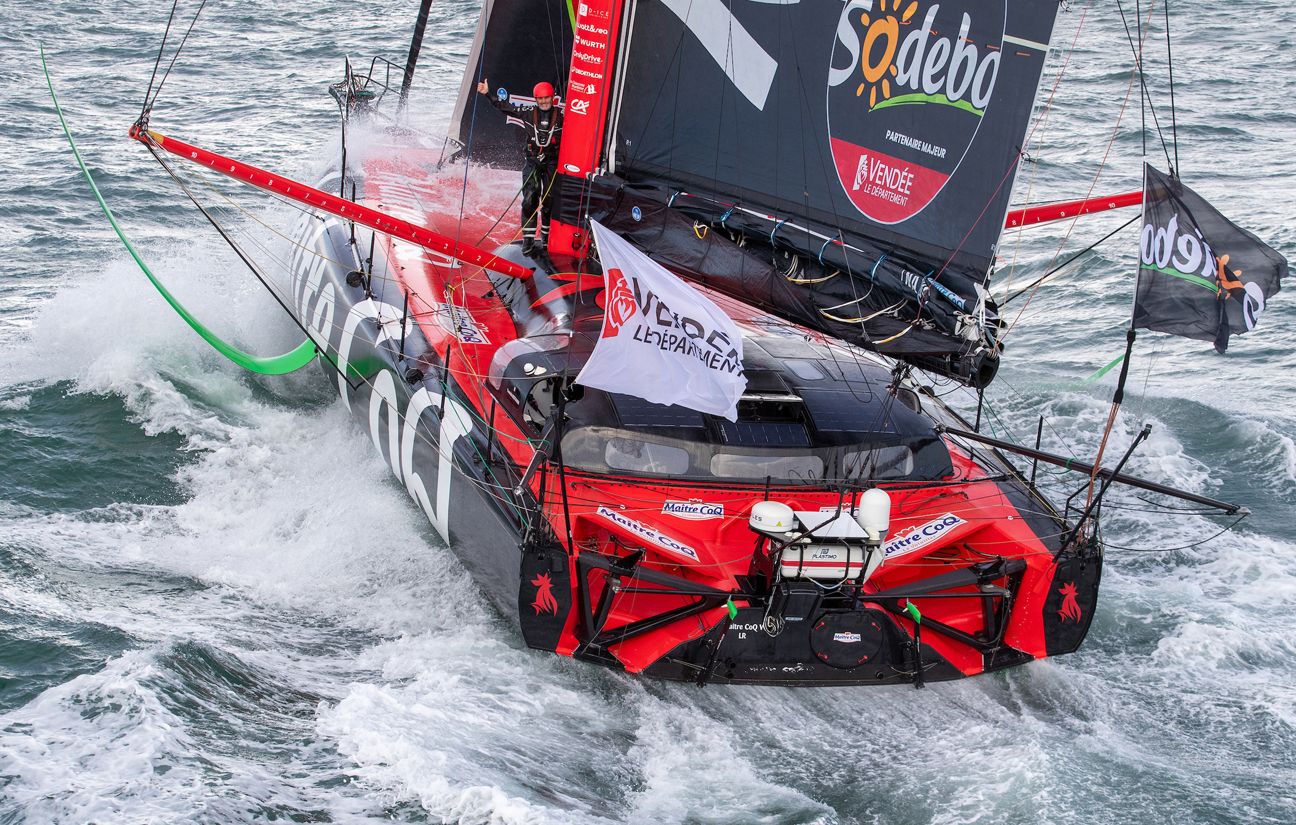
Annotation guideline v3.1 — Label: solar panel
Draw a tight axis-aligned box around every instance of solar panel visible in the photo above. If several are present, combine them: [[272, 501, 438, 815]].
[[610, 394, 707, 428], [751, 337, 825, 359], [799, 388, 895, 434], [715, 420, 811, 447]]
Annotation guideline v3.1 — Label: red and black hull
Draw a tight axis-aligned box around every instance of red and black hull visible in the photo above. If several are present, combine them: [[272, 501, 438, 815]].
[[283, 157, 1102, 685]]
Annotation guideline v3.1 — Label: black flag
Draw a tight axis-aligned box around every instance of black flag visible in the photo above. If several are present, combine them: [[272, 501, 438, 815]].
[[1134, 164, 1286, 352]]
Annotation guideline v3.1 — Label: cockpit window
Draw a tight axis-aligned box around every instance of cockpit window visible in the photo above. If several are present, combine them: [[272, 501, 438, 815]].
[[605, 438, 690, 474], [560, 426, 948, 484], [842, 445, 914, 479], [710, 452, 825, 481]]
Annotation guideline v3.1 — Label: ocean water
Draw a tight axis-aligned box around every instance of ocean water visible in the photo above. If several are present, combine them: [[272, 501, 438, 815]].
[[2, 1, 1294, 823]]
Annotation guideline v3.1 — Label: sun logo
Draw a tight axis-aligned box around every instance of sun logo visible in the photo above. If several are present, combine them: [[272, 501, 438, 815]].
[[855, 0, 919, 109]]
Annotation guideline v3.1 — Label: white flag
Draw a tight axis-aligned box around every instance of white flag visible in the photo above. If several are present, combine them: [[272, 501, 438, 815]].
[[576, 221, 746, 420]]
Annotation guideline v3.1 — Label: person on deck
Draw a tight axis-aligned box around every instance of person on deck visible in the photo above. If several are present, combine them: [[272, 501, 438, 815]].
[[476, 78, 563, 256]]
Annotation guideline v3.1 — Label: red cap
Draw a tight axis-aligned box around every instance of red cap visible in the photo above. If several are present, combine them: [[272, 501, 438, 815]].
[[533, 82, 555, 98]]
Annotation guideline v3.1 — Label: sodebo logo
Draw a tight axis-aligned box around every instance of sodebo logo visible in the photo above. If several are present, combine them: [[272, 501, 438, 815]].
[[827, 0, 1007, 224], [1140, 214, 1222, 288], [1141, 213, 1267, 330], [831, 0, 1002, 114]]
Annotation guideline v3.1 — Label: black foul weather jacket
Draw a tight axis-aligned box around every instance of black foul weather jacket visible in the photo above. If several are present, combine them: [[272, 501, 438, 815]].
[[489, 94, 563, 163]]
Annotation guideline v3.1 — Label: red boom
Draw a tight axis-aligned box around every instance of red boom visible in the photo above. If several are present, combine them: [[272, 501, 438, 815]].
[[1004, 190, 1143, 228], [130, 126, 533, 280]]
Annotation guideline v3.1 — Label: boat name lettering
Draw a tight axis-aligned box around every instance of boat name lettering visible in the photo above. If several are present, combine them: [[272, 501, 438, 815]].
[[577, 23, 609, 36], [571, 67, 603, 79], [883, 513, 965, 559], [662, 501, 724, 520], [596, 506, 700, 561], [289, 233, 476, 544], [575, 37, 606, 50], [573, 51, 604, 65]]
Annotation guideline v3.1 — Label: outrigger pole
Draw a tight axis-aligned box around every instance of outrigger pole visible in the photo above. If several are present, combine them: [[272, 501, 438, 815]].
[[942, 424, 1247, 515], [129, 125, 534, 280]]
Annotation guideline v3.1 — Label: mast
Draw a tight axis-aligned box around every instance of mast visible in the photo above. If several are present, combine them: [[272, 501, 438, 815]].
[[399, 0, 436, 109], [548, 0, 626, 257]]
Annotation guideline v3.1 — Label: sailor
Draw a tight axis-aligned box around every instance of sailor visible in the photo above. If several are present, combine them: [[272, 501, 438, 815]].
[[477, 78, 563, 256]]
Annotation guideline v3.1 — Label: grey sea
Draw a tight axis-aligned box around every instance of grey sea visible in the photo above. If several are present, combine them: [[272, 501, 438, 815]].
[[2, 1, 1294, 822]]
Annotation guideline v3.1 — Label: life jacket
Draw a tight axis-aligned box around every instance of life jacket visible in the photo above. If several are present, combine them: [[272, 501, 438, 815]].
[[526, 106, 562, 161]]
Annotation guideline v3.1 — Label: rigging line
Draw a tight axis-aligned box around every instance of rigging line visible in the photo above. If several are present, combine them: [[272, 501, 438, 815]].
[[1000, 0, 1092, 299], [144, 0, 209, 114], [1137, 0, 1145, 158], [998, 51, 1143, 344], [455, 49, 489, 287], [44, 45, 315, 378], [1115, 0, 1175, 172], [175, 150, 495, 308], [174, 162, 356, 271], [998, 215, 1140, 306], [144, 140, 360, 386], [986, 373, 1087, 467], [1164, 0, 1179, 174], [471, 176, 525, 248], [141, 0, 180, 118], [938, 0, 1092, 306]]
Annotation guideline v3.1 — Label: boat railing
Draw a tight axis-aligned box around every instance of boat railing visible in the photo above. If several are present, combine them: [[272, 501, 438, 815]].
[[329, 55, 406, 111]]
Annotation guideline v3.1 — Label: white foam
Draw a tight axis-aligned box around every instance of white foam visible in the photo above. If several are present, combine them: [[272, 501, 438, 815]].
[[0, 649, 209, 822], [625, 692, 835, 824], [319, 634, 627, 824]]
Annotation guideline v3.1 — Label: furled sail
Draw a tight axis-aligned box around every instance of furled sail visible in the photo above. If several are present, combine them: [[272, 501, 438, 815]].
[[596, 0, 1059, 385]]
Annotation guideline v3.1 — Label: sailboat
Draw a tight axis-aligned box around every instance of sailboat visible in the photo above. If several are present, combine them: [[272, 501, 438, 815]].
[[71, 0, 1280, 685]]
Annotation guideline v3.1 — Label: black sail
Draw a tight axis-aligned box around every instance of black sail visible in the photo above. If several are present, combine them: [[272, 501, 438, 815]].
[[600, 0, 1059, 385], [454, 0, 573, 167]]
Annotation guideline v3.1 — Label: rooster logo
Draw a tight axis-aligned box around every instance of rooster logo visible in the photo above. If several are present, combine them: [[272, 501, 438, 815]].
[[531, 572, 559, 615], [602, 267, 638, 338], [1057, 582, 1083, 623]]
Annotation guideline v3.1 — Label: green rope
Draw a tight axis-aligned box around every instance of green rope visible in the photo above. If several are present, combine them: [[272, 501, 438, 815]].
[[42, 45, 316, 376], [565, 0, 577, 33], [1082, 352, 1127, 385]]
